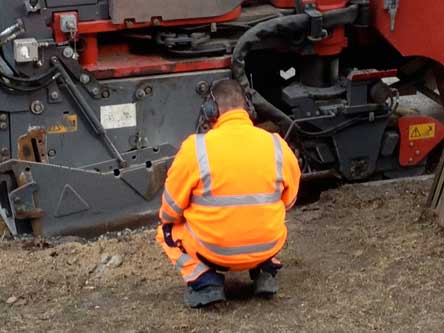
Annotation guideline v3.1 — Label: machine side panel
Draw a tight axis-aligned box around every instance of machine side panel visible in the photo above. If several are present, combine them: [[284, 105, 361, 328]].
[[371, 0, 444, 64], [109, 0, 242, 24]]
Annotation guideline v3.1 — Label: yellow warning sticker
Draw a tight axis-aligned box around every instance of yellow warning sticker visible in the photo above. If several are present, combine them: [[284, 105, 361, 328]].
[[409, 123, 436, 141], [47, 115, 78, 134]]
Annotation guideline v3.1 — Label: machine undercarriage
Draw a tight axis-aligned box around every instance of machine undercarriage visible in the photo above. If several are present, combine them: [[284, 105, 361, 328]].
[[1, 0, 444, 236]]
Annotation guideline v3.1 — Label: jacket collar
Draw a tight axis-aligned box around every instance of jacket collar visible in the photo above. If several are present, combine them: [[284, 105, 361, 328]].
[[213, 109, 252, 129]]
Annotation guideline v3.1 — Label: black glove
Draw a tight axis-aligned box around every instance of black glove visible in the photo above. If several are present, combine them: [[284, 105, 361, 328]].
[[162, 223, 176, 247]]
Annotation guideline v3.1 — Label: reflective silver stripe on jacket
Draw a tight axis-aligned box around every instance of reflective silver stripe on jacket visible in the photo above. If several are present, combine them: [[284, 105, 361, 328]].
[[175, 253, 192, 270], [183, 262, 209, 282], [285, 195, 297, 211], [163, 188, 183, 215], [192, 133, 284, 207], [192, 192, 281, 207], [185, 223, 278, 256], [160, 210, 175, 223], [196, 134, 212, 196], [272, 134, 283, 192]]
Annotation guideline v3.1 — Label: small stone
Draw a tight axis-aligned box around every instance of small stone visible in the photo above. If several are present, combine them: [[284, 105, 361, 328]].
[[100, 254, 111, 265], [107, 255, 123, 268], [15, 298, 28, 306], [6, 296, 18, 304]]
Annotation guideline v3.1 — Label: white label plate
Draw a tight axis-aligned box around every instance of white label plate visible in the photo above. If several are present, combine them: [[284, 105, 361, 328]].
[[100, 103, 137, 129]]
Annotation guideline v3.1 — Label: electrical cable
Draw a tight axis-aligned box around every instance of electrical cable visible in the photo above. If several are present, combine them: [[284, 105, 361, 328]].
[[0, 66, 57, 84], [0, 72, 60, 92], [285, 109, 393, 140], [0, 54, 60, 92]]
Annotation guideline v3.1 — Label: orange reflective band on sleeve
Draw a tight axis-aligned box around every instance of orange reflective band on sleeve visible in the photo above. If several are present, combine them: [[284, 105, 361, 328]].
[[192, 133, 284, 207]]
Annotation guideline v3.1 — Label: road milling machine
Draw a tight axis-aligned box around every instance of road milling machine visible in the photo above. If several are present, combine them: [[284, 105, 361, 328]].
[[1, 0, 444, 236]]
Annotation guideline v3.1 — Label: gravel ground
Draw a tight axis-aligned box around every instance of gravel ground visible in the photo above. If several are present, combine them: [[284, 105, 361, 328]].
[[1, 177, 443, 332]]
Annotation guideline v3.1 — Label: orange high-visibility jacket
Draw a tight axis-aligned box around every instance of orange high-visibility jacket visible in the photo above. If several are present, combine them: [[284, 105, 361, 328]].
[[159, 109, 301, 266]]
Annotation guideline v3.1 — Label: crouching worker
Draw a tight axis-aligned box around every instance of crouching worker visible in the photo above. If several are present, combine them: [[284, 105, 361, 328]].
[[156, 79, 301, 308]]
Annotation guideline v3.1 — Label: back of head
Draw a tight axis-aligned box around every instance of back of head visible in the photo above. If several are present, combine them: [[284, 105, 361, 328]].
[[212, 79, 247, 114]]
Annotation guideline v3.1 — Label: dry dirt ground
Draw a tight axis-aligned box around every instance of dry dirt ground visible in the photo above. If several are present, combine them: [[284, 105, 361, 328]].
[[1, 177, 443, 332]]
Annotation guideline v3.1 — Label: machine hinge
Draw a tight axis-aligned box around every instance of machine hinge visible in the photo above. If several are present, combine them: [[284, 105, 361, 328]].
[[384, 0, 400, 32]]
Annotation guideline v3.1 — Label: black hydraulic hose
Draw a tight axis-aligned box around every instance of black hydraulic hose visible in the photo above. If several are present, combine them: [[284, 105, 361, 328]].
[[231, 4, 359, 133], [232, 13, 310, 89], [0, 72, 60, 92], [322, 4, 359, 29], [0, 66, 58, 84], [0, 54, 59, 91], [251, 91, 293, 130]]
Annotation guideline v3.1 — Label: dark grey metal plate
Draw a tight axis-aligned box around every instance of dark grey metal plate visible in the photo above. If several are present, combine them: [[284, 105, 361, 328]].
[[109, 0, 242, 24]]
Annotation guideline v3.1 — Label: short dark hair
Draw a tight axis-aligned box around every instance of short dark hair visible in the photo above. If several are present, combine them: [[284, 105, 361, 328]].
[[212, 79, 247, 114]]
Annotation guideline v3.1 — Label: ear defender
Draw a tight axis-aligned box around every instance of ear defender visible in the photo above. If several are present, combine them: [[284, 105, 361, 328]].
[[200, 90, 219, 122]]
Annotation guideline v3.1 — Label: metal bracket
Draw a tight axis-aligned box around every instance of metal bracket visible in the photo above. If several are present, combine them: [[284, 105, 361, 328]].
[[0, 205, 16, 235], [384, 0, 400, 32], [304, 4, 328, 42], [10, 181, 43, 220], [24, 0, 41, 13]]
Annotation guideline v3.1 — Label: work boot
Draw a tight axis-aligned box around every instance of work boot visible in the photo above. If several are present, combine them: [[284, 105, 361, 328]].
[[184, 270, 226, 308], [184, 285, 226, 308], [253, 271, 278, 296]]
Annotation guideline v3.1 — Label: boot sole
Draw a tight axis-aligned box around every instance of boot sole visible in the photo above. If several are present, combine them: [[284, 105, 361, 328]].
[[184, 287, 226, 308]]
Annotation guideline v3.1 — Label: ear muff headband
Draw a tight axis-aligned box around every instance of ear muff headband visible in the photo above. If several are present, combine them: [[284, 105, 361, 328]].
[[200, 79, 256, 123]]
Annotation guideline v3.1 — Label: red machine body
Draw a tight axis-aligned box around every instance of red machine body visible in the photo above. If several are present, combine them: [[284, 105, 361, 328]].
[[51, 0, 352, 79], [29, 0, 444, 171], [371, 0, 444, 64]]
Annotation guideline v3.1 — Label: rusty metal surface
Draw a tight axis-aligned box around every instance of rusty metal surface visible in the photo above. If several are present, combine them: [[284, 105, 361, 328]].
[[109, 0, 242, 24], [17, 128, 48, 163]]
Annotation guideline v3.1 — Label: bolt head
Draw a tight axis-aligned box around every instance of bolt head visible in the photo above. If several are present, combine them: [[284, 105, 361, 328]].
[[415, 150, 421, 156], [409, 142, 414, 147], [80, 74, 90, 84], [1, 148, 9, 156], [135, 89, 146, 99], [408, 157, 414, 163], [48, 149, 56, 157], [30, 100, 44, 115], [144, 86, 153, 95], [0, 123, 7, 130], [62, 47, 74, 59], [196, 81, 209, 95], [66, 21, 76, 30], [152, 18, 161, 26], [101, 90, 110, 98], [0, 114, 7, 121], [91, 87, 100, 96], [50, 91, 59, 100]]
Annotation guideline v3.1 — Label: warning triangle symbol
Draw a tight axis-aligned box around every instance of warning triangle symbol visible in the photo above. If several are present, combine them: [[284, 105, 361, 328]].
[[411, 127, 421, 138], [54, 184, 90, 217]]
